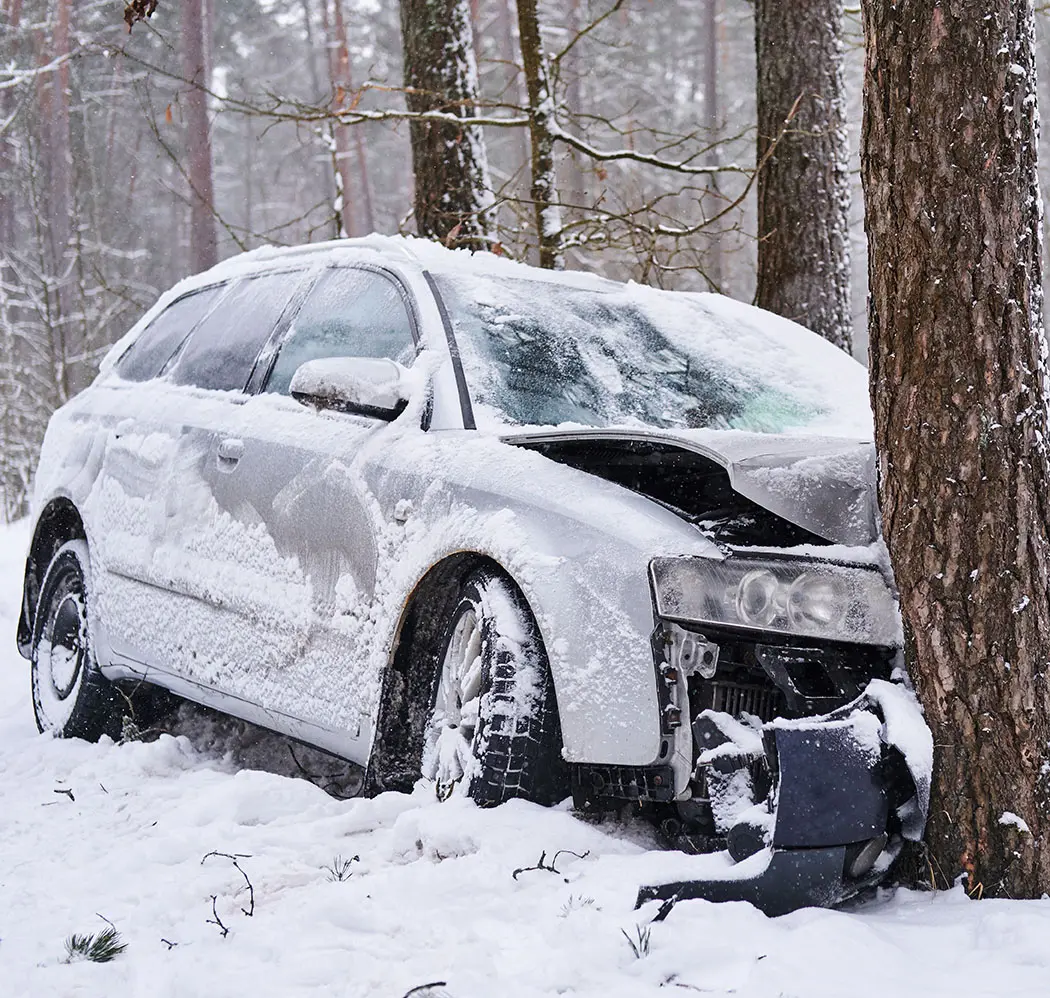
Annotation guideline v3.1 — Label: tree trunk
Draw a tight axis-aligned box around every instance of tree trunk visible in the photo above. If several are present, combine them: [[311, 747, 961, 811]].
[[702, 0, 722, 290], [181, 0, 217, 273], [755, 0, 851, 352], [516, 0, 563, 269], [0, 0, 24, 291], [330, 0, 357, 236], [862, 0, 1050, 897], [498, 0, 531, 196], [399, 0, 493, 246]]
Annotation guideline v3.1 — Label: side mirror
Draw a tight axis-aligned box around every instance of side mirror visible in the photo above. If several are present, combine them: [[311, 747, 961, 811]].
[[289, 357, 410, 420]]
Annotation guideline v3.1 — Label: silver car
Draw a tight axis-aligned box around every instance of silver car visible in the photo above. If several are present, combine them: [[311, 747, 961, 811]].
[[18, 236, 930, 914]]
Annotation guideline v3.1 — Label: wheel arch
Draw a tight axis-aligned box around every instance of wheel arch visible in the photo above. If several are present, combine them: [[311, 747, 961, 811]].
[[18, 496, 87, 658], [367, 550, 552, 794]]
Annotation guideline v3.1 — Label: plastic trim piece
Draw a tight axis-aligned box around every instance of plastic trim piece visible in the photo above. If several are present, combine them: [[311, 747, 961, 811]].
[[422, 270, 476, 430]]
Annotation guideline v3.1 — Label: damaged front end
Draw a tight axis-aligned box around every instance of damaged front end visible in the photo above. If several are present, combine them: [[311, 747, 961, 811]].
[[576, 552, 932, 917], [517, 430, 932, 914]]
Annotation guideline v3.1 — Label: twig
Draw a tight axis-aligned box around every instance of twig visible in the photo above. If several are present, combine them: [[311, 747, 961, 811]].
[[401, 984, 448, 998], [201, 852, 255, 917], [160, 938, 178, 950], [206, 896, 229, 938], [54, 787, 75, 802], [512, 848, 590, 881]]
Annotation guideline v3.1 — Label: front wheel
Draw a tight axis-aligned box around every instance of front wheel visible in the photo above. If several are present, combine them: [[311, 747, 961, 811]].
[[422, 569, 568, 806], [31, 540, 123, 741]]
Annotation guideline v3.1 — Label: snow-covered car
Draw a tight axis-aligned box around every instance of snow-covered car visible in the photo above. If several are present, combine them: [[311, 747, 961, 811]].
[[17, 235, 931, 914]]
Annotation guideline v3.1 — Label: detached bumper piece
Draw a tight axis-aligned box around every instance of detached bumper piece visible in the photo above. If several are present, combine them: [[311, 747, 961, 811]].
[[637, 686, 929, 917]]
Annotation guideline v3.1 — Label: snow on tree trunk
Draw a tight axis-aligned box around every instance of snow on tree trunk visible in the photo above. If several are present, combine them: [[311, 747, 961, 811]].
[[181, 0, 218, 273], [862, 0, 1050, 897], [755, 0, 851, 352], [516, 0, 564, 270], [329, 0, 357, 237], [400, 0, 493, 247]]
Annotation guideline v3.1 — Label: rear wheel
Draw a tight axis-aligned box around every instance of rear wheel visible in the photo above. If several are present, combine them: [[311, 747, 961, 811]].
[[422, 569, 568, 806], [31, 540, 123, 741]]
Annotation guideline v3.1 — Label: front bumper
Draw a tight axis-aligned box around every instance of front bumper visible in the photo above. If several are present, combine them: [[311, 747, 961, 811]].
[[635, 682, 931, 916]]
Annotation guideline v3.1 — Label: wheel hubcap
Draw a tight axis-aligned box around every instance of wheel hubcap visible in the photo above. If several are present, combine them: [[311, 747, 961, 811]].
[[423, 607, 484, 798], [47, 593, 85, 701]]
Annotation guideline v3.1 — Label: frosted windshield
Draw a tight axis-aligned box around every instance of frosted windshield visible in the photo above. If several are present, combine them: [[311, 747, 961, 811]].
[[435, 273, 871, 436]]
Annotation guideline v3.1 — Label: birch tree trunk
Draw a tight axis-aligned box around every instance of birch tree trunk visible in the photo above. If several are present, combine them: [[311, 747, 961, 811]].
[[181, 0, 217, 273], [755, 0, 851, 352], [516, 0, 563, 269], [862, 0, 1050, 897], [400, 0, 493, 246]]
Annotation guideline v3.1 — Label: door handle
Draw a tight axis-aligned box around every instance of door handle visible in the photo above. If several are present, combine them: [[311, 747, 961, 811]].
[[217, 437, 244, 465]]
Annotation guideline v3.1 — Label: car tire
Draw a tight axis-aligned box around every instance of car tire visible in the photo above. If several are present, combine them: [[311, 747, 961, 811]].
[[31, 540, 123, 741], [422, 568, 568, 806]]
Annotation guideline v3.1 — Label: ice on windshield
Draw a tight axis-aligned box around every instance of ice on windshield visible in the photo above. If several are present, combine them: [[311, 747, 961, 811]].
[[435, 273, 872, 438]]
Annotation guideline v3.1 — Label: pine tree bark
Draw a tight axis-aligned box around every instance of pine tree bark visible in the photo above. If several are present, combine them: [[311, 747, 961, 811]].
[[516, 0, 563, 269], [755, 0, 851, 352], [181, 0, 217, 273], [862, 0, 1050, 897], [400, 0, 493, 246]]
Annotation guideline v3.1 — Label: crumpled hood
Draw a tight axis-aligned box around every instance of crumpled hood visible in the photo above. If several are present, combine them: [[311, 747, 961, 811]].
[[503, 426, 879, 546]]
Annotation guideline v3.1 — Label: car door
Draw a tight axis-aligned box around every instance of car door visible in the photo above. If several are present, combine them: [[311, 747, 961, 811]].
[[198, 264, 419, 759], [90, 282, 230, 668], [129, 267, 313, 691]]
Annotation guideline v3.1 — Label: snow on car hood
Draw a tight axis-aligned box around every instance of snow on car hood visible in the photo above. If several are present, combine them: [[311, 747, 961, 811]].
[[504, 426, 878, 546]]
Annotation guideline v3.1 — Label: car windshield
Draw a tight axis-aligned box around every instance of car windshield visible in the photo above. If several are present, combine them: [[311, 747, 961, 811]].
[[434, 272, 871, 437]]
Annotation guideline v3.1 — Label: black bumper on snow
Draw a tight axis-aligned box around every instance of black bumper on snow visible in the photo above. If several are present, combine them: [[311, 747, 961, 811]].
[[635, 700, 920, 917]]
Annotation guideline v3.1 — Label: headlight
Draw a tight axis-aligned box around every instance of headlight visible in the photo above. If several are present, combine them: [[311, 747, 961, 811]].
[[650, 555, 901, 646]]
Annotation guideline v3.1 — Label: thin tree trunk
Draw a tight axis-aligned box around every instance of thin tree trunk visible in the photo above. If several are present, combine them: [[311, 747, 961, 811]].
[[0, 0, 24, 290], [333, 0, 376, 234], [862, 0, 1050, 897], [755, 0, 851, 352], [330, 0, 356, 236], [516, 0, 563, 269], [181, 0, 217, 273], [703, 0, 722, 290], [563, 0, 586, 219], [399, 0, 493, 246], [498, 0, 530, 192], [302, 0, 340, 239]]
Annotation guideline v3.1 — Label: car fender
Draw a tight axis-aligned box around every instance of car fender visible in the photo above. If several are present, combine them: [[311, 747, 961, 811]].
[[364, 428, 720, 769]]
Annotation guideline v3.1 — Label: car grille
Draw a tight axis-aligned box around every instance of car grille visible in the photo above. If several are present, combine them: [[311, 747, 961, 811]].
[[708, 680, 781, 723]]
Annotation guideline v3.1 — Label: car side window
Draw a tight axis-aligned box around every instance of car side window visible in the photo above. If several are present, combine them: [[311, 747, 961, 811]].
[[115, 286, 223, 383], [167, 271, 305, 392], [264, 268, 416, 395]]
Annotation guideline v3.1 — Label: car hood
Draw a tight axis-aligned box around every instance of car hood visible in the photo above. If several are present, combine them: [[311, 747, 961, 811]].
[[502, 427, 879, 546]]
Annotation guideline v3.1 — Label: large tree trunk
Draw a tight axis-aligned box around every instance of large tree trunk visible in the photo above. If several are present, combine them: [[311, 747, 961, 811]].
[[516, 0, 563, 269], [400, 0, 493, 246], [181, 0, 217, 273], [755, 0, 851, 352], [862, 0, 1050, 897]]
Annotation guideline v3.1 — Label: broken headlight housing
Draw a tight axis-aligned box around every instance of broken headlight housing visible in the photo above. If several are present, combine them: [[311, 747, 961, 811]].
[[650, 555, 901, 646]]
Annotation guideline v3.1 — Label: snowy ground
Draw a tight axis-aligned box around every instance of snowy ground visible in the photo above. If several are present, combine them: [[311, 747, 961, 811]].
[[2, 522, 1050, 997]]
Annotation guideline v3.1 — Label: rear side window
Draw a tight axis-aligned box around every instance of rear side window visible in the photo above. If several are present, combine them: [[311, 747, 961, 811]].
[[115, 287, 222, 382], [264, 268, 415, 395], [167, 271, 304, 392]]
